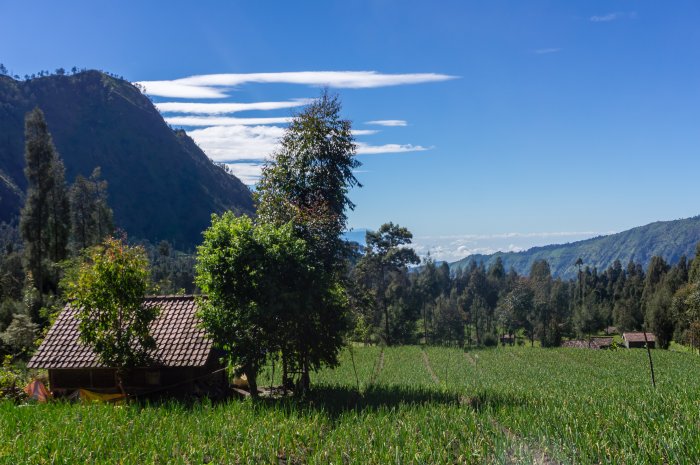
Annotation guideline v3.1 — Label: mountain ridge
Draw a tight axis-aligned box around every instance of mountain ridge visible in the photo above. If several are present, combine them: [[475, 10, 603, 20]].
[[0, 71, 254, 249], [449, 216, 700, 278]]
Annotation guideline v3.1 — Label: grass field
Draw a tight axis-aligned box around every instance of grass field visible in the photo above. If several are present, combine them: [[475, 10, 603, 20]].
[[3, 346, 700, 464]]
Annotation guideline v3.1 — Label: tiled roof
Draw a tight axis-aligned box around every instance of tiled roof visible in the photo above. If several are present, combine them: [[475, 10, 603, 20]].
[[623, 332, 656, 343], [28, 296, 213, 369]]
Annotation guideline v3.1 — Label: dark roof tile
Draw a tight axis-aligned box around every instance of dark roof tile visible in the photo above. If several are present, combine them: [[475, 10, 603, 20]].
[[28, 296, 213, 369]]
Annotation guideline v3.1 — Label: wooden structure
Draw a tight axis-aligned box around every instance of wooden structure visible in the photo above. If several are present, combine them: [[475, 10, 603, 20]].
[[28, 295, 227, 397], [622, 332, 656, 349]]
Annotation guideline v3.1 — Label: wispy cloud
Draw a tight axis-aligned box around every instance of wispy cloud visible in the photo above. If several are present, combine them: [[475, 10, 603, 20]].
[[366, 119, 407, 127], [137, 71, 458, 98], [156, 99, 312, 115], [164, 116, 293, 126], [590, 12, 636, 22], [352, 129, 380, 136], [356, 143, 430, 155], [533, 48, 562, 55]]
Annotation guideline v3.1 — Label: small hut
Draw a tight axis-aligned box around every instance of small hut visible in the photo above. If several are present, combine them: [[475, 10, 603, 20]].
[[28, 295, 227, 398], [622, 332, 656, 349]]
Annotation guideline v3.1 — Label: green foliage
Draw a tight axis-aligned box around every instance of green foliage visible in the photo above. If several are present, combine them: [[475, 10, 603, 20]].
[[69, 167, 114, 252], [353, 223, 419, 345], [19, 107, 69, 296], [195, 212, 315, 395], [63, 237, 156, 369], [0, 315, 37, 356]]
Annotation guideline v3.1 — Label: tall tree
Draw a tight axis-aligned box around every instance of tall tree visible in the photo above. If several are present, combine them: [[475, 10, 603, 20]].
[[69, 167, 114, 252], [254, 92, 359, 391], [354, 223, 419, 345], [256, 90, 360, 271], [20, 108, 69, 298]]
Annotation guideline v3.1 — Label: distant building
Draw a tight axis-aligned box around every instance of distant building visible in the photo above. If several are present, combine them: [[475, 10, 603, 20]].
[[28, 295, 227, 398], [622, 332, 656, 349], [561, 337, 613, 349]]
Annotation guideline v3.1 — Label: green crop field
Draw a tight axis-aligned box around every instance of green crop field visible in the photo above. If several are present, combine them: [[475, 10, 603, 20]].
[[3, 346, 700, 464]]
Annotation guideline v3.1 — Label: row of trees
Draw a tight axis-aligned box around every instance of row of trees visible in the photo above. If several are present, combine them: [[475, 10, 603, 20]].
[[0, 108, 114, 356], [347, 238, 700, 350], [0, 63, 126, 82]]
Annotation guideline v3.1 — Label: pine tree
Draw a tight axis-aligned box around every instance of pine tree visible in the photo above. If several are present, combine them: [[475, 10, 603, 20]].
[[69, 167, 114, 252], [20, 108, 69, 299]]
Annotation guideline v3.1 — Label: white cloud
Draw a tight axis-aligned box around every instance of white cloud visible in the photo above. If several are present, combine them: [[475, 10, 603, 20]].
[[590, 12, 636, 22], [136, 71, 457, 98], [533, 48, 562, 55], [224, 162, 265, 185], [164, 116, 293, 126], [352, 129, 379, 136], [356, 143, 430, 155], [187, 125, 285, 163], [135, 81, 228, 99], [366, 120, 407, 127], [156, 99, 312, 115]]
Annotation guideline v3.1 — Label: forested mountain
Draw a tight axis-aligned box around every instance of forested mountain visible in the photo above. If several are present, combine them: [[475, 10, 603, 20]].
[[450, 216, 700, 278], [0, 71, 254, 249]]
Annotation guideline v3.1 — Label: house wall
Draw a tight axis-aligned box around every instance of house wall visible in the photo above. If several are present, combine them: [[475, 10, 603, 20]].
[[49, 362, 227, 397], [625, 340, 655, 349]]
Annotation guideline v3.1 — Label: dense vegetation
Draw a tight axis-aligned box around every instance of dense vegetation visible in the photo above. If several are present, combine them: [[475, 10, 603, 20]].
[[0, 68, 253, 248], [352, 239, 700, 350], [3, 345, 699, 464], [450, 216, 700, 279]]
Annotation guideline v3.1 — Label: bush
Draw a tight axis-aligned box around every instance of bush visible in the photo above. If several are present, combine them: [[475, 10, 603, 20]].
[[482, 333, 498, 347], [0, 355, 28, 401]]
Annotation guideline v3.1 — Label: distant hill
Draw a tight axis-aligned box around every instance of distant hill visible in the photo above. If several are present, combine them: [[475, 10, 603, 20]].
[[450, 216, 700, 279], [0, 71, 254, 249]]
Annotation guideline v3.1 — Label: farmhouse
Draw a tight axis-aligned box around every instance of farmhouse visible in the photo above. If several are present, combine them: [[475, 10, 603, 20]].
[[622, 332, 656, 349], [28, 295, 227, 397]]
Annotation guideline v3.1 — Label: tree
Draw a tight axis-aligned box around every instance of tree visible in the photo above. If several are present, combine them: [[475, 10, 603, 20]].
[[195, 212, 315, 397], [254, 92, 359, 391], [20, 108, 70, 298], [63, 237, 157, 390], [256, 90, 360, 271], [354, 223, 419, 345], [69, 167, 114, 252], [0, 314, 38, 356]]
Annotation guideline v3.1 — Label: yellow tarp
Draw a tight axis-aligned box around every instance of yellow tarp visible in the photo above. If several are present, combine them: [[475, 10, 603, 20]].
[[79, 389, 126, 403]]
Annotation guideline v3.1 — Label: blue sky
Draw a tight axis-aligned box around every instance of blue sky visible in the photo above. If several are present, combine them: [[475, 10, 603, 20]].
[[2, 0, 699, 261]]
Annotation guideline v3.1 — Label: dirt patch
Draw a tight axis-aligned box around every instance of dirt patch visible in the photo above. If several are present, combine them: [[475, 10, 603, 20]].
[[421, 350, 440, 384], [370, 348, 385, 385]]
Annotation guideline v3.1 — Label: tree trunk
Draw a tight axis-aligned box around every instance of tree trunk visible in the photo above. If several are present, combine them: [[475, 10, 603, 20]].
[[245, 364, 259, 399]]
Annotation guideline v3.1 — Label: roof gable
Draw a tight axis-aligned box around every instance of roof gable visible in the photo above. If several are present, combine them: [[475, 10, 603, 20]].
[[28, 296, 213, 369]]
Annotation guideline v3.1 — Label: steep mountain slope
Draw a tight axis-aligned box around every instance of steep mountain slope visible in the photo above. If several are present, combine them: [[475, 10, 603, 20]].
[[450, 216, 700, 278], [0, 71, 254, 248]]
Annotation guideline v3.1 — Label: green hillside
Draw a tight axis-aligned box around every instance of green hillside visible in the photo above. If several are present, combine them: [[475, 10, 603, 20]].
[[0, 71, 254, 249], [450, 216, 700, 278]]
